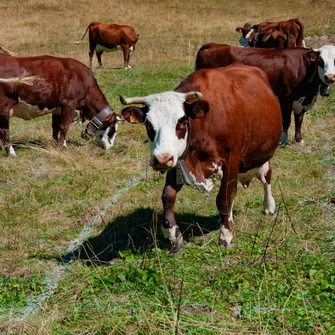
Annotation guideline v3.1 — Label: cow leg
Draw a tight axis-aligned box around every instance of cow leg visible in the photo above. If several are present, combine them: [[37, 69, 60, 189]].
[[294, 112, 304, 144], [122, 45, 131, 69], [52, 114, 61, 142], [280, 103, 292, 146], [161, 169, 184, 252], [259, 161, 276, 215], [217, 160, 239, 248], [89, 41, 96, 69], [96, 51, 103, 68], [0, 101, 16, 157], [59, 104, 76, 149]]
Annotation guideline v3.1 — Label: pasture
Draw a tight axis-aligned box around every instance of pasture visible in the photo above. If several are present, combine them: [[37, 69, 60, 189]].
[[1, 0, 335, 334]]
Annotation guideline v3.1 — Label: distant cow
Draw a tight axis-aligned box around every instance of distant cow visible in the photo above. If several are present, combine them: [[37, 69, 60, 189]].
[[120, 64, 282, 250], [236, 18, 305, 49], [195, 43, 335, 144], [76, 22, 139, 69], [0, 54, 121, 157]]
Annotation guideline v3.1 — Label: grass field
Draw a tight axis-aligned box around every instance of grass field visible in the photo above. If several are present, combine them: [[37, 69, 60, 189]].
[[1, 1, 335, 334]]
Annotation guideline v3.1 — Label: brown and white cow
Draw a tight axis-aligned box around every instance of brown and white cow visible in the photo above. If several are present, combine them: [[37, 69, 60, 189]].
[[236, 18, 305, 49], [0, 53, 121, 157], [120, 64, 282, 250], [195, 43, 335, 144], [76, 22, 139, 69]]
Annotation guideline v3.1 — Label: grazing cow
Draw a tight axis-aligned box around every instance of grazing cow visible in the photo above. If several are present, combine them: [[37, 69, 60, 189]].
[[195, 43, 335, 144], [120, 64, 282, 250], [0, 54, 121, 157], [76, 22, 139, 69], [236, 18, 305, 49]]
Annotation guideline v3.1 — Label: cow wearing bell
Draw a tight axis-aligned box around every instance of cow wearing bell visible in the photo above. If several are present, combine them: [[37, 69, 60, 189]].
[[120, 64, 282, 250], [195, 43, 335, 144], [0, 53, 120, 156], [76, 22, 139, 69]]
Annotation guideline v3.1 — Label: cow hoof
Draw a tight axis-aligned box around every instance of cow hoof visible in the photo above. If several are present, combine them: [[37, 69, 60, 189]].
[[295, 140, 304, 145], [169, 233, 184, 254]]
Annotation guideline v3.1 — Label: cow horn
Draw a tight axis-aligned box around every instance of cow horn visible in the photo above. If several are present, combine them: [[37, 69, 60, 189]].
[[185, 91, 203, 101], [120, 95, 146, 105]]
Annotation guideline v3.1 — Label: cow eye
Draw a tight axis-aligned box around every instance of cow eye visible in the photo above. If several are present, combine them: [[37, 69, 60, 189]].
[[145, 120, 155, 141]]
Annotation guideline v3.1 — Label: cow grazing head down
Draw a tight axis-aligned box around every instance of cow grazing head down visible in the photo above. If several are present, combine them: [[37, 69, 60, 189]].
[[317, 45, 335, 84], [120, 92, 209, 170]]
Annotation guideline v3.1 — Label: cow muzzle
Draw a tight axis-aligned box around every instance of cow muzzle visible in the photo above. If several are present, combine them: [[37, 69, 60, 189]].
[[324, 74, 335, 84], [151, 153, 175, 171]]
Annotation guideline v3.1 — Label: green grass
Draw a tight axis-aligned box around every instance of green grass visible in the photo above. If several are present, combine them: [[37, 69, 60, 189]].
[[1, 60, 334, 334]]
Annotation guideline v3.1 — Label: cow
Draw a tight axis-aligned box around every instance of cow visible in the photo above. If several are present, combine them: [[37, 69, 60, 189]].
[[236, 18, 305, 49], [194, 43, 335, 145], [120, 63, 282, 251], [0, 53, 121, 157], [75, 22, 139, 69]]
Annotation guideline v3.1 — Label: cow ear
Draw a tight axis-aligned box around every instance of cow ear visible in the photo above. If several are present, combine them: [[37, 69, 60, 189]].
[[305, 50, 319, 63], [236, 27, 243, 33], [121, 106, 146, 124], [185, 100, 210, 119]]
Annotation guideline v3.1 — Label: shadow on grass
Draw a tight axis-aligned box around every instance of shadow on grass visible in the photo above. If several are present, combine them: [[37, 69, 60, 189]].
[[60, 207, 220, 265]]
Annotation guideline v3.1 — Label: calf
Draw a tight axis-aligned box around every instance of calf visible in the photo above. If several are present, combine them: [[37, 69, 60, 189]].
[[76, 22, 139, 69], [0, 54, 120, 156], [120, 64, 282, 250], [195, 43, 335, 144]]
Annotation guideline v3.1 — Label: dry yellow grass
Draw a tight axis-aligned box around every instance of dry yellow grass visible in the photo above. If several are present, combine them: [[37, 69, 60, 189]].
[[2, 0, 335, 67]]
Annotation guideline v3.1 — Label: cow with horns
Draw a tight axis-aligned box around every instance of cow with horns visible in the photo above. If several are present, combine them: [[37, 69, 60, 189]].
[[195, 43, 335, 145], [0, 53, 121, 157], [120, 64, 282, 250], [75, 22, 139, 69]]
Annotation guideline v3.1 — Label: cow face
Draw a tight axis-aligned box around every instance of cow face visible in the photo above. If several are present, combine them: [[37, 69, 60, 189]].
[[236, 23, 254, 47], [121, 91, 209, 171], [317, 45, 335, 84], [95, 115, 122, 149]]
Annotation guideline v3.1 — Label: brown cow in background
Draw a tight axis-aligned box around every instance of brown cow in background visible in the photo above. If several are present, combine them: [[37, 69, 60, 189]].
[[76, 22, 139, 69], [236, 18, 305, 49]]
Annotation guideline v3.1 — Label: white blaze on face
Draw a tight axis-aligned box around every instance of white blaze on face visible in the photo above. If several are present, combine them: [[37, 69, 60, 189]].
[[317, 45, 335, 83], [95, 122, 118, 150], [144, 92, 189, 168]]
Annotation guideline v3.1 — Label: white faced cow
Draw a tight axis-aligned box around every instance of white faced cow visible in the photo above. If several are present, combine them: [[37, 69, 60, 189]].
[[120, 64, 282, 251]]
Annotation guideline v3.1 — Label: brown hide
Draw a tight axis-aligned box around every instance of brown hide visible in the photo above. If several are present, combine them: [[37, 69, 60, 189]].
[[0, 53, 116, 156], [194, 43, 321, 143], [239, 18, 304, 49], [78, 22, 139, 69], [168, 64, 282, 249]]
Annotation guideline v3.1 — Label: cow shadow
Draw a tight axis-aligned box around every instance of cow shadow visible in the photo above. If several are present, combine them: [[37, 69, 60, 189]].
[[60, 207, 220, 265]]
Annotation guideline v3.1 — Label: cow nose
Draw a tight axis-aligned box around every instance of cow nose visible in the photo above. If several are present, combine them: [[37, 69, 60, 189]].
[[152, 153, 174, 170], [325, 74, 335, 83]]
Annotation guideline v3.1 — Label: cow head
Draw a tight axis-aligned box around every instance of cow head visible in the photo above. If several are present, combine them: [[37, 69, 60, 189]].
[[316, 45, 335, 84], [81, 107, 123, 149], [120, 91, 209, 171], [236, 23, 255, 47]]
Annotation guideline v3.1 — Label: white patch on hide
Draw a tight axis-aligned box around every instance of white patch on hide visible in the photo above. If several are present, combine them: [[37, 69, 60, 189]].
[[189, 163, 223, 193], [161, 225, 178, 242], [145, 92, 189, 168], [317, 45, 335, 83]]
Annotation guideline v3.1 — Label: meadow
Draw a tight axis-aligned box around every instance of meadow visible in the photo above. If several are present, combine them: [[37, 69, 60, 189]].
[[0, 0, 335, 334]]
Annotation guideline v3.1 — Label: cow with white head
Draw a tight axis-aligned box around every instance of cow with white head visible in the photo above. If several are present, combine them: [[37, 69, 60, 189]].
[[120, 64, 282, 251]]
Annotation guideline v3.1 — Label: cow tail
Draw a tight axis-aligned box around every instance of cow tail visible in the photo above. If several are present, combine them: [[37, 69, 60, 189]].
[[296, 19, 305, 47], [74, 22, 96, 44]]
